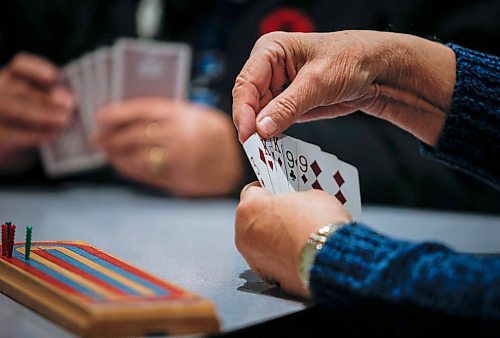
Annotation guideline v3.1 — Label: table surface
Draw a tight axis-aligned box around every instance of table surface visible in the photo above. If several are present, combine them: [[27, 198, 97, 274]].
[[0, 185, 499, 337]]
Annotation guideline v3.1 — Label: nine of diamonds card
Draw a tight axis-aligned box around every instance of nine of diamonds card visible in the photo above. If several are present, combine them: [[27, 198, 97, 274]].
[[243, 132, 362, 220]]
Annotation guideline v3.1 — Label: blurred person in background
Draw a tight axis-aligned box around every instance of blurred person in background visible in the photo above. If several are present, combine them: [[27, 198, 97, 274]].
[[0, 0, 498, 212]]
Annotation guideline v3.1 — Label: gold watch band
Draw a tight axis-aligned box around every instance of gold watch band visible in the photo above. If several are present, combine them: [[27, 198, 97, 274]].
[[299, 221, 350, 288]]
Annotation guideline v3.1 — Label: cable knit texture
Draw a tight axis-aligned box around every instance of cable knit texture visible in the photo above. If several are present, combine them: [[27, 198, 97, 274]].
[[422, 44, 500, 189], [310, 45, 500, 321]]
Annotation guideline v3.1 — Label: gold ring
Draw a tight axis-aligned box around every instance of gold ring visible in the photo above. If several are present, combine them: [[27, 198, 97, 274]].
[[148, 146, 165, 174], [145, 122, 160, 141]]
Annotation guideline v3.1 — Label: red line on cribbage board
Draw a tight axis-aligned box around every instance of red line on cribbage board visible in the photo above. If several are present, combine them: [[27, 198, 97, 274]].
[[1, 252, 91, 301], [33, 248, 129, 296], [77, 243, 186, 298], [1, 242, 188, 303]]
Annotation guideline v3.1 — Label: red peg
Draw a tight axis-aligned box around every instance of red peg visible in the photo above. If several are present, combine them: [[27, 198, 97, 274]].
[[7, 224, 16, 258], [1, 224, 6, 256]]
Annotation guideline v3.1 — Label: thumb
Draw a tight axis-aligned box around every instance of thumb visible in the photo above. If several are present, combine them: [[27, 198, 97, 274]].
[[255, 69, 320, 138], [240, 181, 269, 202]]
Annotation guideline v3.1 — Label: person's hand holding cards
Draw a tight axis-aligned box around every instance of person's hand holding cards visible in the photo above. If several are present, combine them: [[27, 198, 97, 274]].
[[40, 39, 192, 177], [233, 30, 457, 298], [38, 38, 243, 197], [233, 30, 454, 145], [236, 183, 352, 297], [92, 98, 243, 197], [242, 133, 362, 219], [0, 52, 74, 173]]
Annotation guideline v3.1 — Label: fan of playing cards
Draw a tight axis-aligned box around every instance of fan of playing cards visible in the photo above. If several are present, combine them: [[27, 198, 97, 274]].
[[40, 39, 191, 177], [243, 133, 362, 220]]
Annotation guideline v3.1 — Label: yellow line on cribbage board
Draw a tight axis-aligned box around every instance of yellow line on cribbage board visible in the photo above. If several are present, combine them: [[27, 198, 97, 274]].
[[33, 246, 155, 296], [16, 247, 120, 300]]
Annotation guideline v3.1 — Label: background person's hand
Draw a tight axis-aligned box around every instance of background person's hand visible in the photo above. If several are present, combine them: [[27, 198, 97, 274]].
[[233, 30, 456, 145], [93, 98, 243, 197], [235, 182, 352, 298], [0, 52, 74, 173]]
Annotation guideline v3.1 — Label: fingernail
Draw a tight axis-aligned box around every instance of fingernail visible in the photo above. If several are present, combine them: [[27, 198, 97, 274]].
[[258, 116, 278, 136]]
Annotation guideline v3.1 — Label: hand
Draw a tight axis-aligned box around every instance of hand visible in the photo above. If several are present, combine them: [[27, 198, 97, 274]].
[[235, 182, 352, 298], [0, 52, 74, 173], [232, 30, 456, 145], [92, 98, 243, 197]]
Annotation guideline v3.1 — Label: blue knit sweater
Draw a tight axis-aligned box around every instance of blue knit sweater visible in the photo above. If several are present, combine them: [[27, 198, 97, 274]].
[[309, 44, 500, 321]]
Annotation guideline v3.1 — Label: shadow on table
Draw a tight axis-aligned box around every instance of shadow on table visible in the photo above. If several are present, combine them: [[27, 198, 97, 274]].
[[236, 269, 307, 303], [211, 287, 500, 338]]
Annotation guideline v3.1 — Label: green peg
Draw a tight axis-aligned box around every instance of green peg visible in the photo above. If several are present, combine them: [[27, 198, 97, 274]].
[[25, 226, 32, 260]]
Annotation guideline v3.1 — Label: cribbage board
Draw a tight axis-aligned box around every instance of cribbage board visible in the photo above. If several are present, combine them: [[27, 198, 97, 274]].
[[0, 241, 219, 337]]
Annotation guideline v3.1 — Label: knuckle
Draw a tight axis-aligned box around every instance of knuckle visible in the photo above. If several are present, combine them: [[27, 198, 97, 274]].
[[10, 53, 26, 67], [306, 65, 324, 86], [9, 52, 32, 70], [274, 94, 298, 119], [232, 74, 247, 96], [235, 200, 251, 224], [258, 31, 285, 45]]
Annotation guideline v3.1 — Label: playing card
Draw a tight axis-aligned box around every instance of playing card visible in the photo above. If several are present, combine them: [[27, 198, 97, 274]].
[[93, 47, 112, 110], [41, 38, 192, 178], [112, 38, 191, 101], [79, 53, 97, 133], [295, 140, 338, 192], [287, 135, 322, 154], [334, 160, 362, 220], [280, 135, 299, 192], [40, 64, 106, 177], [268, 135, 294, 192], [242, 132, 362, 219], [242, 133, 275, 193], [264, 137, 289, 194], [294, 143, 361, 220]]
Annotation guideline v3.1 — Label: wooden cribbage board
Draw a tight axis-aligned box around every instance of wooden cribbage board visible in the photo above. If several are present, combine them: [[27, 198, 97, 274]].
[[0, 241, 219, 337]]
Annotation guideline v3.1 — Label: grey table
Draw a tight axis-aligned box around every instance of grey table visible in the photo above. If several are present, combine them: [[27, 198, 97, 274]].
[[0, 185, 499, 337]]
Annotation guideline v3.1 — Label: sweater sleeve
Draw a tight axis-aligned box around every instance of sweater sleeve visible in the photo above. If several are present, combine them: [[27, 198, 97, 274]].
[[421, 44, 500, 190], [309, 223, 500, 320]]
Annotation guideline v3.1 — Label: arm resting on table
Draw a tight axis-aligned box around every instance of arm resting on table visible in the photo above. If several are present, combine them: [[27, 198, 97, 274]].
[[310, 223, 500, 320]]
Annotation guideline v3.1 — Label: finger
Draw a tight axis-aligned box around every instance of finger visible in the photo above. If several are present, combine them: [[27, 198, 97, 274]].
[[239, 181, 269, 201], [232, 78, 260, 143], [107, 149, 149, 183], [0, 123, 59, 149], [9, 52, 59, 86], [232, 43, 283, 142], [6, 78, 74, 112], [107, 146, 173, 187], [96, 98, 169, 132], [0, 94, 71, 130], [95, 121, 170, 153], [240, 181, 261, 196], [232, 102, 256, 144], [47, 85, 75, 110], [255, 67, 322, 138]]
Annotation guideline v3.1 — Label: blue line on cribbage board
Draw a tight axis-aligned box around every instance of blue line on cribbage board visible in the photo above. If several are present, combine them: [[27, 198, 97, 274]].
[[46, 249, 142, 296], [14, 243, 171, 296], [11, 250, 103, 299], [60, 245, 169, 296]]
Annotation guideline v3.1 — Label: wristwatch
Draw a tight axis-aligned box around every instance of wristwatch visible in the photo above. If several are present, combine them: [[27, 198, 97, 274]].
[[299, 221, 350, 288]]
